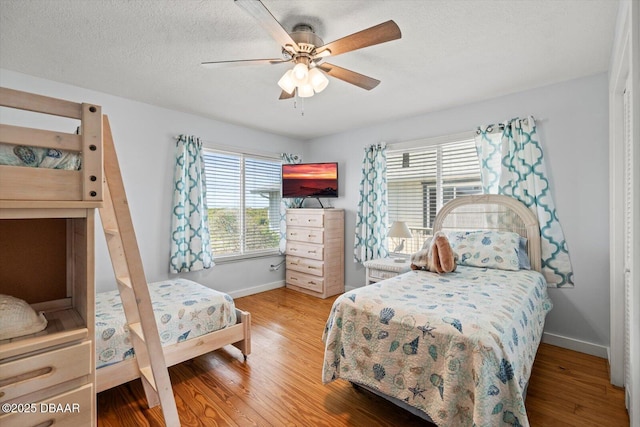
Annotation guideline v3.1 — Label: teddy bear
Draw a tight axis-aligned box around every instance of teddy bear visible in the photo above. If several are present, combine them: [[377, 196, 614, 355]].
[[410, 231, 457, 273]]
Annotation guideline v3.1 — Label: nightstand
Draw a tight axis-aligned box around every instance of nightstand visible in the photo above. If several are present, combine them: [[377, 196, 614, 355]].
[[363, 258, 411, 284]]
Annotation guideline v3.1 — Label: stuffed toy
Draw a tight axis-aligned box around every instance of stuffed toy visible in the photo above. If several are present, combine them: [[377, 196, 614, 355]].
[[410, 231, 457, 273]]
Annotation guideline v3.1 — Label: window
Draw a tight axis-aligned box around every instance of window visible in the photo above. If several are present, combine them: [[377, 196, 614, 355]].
[[387, 135, 482, 255], [203, 148, 282, 259]]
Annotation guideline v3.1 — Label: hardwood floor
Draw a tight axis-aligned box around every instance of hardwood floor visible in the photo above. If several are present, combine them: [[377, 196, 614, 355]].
[[97, 287, 629, 426]]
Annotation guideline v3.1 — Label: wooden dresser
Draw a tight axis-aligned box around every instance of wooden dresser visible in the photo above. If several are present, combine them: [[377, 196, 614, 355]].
[[285, 209, 344, 298]]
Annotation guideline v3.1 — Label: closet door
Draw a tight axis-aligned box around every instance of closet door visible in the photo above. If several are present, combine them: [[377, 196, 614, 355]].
[[623, 77, 637, 413]]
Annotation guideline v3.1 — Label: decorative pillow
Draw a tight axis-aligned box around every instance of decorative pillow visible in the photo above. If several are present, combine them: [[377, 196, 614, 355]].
[[517, 236, 531, 270], [0, 294, 48, 340], [445, 230, 521, 271]]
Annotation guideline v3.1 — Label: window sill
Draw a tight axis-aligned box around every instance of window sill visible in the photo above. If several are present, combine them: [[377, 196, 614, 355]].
[[213, 250, 282, 264]]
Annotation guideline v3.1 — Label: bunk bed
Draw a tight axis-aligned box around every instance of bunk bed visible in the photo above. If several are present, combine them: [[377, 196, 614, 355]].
[[0, 87, 251, 425], [322, 195, 552, 427], [0, 86, 103, 427], [0, 87, 104, 206]]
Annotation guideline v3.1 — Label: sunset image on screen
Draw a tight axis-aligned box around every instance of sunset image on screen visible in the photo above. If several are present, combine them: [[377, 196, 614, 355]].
[[282, 163, 338, 198], [282, 163, 337, 179]]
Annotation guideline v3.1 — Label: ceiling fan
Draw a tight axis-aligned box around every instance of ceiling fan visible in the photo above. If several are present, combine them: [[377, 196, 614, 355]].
[[201, 0, 402, 100]]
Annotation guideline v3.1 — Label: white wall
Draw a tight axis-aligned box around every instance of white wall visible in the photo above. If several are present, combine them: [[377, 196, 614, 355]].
[[0, 69, 302, 297], [306, 73, 611, 355]]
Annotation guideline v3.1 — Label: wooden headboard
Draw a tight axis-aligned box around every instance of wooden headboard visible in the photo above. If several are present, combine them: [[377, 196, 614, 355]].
[[433, 194, 541, 272]]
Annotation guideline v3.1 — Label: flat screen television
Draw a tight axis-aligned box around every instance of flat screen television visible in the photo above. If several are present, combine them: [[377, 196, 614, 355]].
[[282, 162, 338, 199]]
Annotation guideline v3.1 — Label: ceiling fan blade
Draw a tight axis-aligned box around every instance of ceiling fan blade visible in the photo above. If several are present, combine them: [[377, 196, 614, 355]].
[[235, 0, 299, 52], [317, 63, 380, 90], [314, 20, 401, 58], [201, 58, 288, 68], [279, 89, 295, 100]]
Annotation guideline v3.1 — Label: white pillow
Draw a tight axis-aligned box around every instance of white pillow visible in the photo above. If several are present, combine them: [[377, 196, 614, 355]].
[[0, 294, 48, 340], [445, 230, 521, 271]]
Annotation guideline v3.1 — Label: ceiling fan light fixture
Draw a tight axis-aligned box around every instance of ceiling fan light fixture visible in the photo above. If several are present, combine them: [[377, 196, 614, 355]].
[[308, 68, 329, 93], [297, 83, 314, 98], [292, 62, 309, 84], [278, 69, 296, 94]]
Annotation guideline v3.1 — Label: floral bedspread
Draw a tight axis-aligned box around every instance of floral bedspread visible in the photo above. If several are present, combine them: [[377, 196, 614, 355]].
[[0, 143, 81, 170], [322, 266, 552, 426], [96, 278, 237, 369]]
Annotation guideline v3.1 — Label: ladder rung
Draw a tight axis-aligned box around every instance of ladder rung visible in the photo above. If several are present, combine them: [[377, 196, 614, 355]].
[[139, 367, 157, 392], [129, 322, 145, 342], [116, 276, 132, 289], [103, 227, 119, 236]]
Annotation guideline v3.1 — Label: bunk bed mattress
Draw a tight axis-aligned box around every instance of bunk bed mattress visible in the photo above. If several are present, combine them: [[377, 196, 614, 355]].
[[95, 278, 237, 369], [0, 143, 81, 170], [322, 266, 552, 427]]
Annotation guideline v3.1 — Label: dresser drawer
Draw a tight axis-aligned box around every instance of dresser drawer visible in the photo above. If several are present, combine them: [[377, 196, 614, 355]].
[[286, 256, 324, 277], [286, 227, 324, 244], [0, 341, 91, 403], [286, 271, 324, 293], [368, 268, 400, 281], [0, 383, 92, 427], [286, 242, 323, 261], [287, 212, 324, 228]]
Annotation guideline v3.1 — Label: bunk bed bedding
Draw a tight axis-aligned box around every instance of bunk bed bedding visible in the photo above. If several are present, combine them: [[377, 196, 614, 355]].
[[96, 278, 237, 369], [0, 143, 81, 170], [322, 266, 551, 426]]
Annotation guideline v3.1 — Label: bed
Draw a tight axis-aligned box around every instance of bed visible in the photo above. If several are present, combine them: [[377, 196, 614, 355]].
[[322, 195, 552, 427], [95, 278, 251, 392], [0, 87, 106, 425], [0, 88, 251, 413], [0, 87, 103, 206]]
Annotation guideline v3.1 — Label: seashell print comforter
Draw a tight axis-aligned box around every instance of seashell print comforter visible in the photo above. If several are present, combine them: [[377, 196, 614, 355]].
[[95, 278, 237, 369], [0, 143, 81, 170], [322, 266, 552, 427]]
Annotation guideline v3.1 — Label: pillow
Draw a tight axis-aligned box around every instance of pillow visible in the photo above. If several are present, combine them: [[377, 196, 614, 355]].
[[445, 230, 521, 271], [0, 294, 48, 340]]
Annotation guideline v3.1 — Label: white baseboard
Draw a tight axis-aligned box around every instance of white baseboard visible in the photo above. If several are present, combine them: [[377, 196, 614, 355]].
[[227, 280, 285, 299], [542, 332, 609, 358]]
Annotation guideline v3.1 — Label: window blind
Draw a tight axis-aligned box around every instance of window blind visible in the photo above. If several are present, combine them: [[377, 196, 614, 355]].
[[387, 138, 482, 254], [203, 149, 282, 257]]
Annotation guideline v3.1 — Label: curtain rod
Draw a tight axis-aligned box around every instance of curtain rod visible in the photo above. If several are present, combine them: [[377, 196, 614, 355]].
[[173, 135, 281, 160], [477, 116, 544, 134]]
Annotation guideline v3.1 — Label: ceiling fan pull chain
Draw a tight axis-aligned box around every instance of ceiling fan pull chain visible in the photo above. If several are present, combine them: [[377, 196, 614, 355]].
[[292, 90, 304, 116]]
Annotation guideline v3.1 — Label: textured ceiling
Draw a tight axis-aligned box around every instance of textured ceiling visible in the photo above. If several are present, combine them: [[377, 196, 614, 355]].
[[0, 0, 619, 140]]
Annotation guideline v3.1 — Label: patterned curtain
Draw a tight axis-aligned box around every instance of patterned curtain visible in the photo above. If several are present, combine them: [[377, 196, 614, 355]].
[[354, 143, 389, 263], [279, 153, 302, 254], [169, 135, 213, 273], [475, 117, 574, 287]]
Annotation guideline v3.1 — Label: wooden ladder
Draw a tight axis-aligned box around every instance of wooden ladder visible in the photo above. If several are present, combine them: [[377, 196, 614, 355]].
[[98, 116, 180, 426]]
